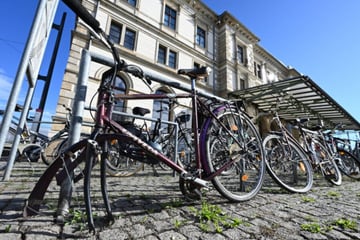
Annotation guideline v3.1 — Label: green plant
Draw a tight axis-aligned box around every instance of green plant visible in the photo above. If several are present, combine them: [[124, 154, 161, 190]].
[[65, 209, 88, 231], [331, 218, 357, 230], [189, 201, 242, 233], [301, 196, 316, 203], [326, 190, 341, 198], [300, 222, 322, 233], [4, 225, 11, 233], [174, 219, 187, 229]]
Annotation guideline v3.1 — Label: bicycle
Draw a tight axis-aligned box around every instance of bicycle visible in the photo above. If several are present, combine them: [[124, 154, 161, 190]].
[[23, 0, 266, 232], [1, 104, 71, 165], [294, 119, 342, 185], [261, 100, 314, 193], [326, 132, 360, 180]]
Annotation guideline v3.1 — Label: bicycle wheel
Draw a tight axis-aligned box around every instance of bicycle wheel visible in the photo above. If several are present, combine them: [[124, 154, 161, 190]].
[[105, 140, 144, 177], [203, 109, 265, 202], [336, 149, 360, 180], [156, 133, 176, 171], [263, 134, 313, 193], [24, 134, 130, 217], [177, 132, 194, 169], [24, 138, 88, 217], [313, 139, 342, 185], [41, 138, 68, 165], [100, 129, 144, 177]]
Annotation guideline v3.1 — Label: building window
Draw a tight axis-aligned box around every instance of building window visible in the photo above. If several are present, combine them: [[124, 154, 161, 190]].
[[237, 45, 244, 64], [196, 26, 206, 48], [157, 45, 166, 64], [168, 50, 177, 69], [240, 78, 246, 89], [254, 62, 262, 79], [109, 21, 122, 44], [157, 44, 177, 69], [164, 5, 177, 30], [152, 89, 170, 129], [109, 21, 137, 51], [127, 0, 136, 7], [124, 28, 136, 50], [111, 75, 128, 122]]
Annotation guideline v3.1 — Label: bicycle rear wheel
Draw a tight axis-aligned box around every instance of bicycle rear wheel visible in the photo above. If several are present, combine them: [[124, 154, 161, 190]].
[[336, 149, 360, 180], [106, 148, 144, 177], [313, 139, 342, 185], [203, 109, 265, 202], [263, 134, 313, 193]]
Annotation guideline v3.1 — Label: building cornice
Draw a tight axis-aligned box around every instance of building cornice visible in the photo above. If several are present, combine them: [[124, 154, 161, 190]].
[[218, 11, 260, 44]]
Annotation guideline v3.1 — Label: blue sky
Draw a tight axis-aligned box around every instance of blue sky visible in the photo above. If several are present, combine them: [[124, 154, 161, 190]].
[[0, 1, 359, 135]]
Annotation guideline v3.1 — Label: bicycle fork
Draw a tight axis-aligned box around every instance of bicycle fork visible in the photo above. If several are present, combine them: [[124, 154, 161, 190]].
[[83, 138, 114, 232]]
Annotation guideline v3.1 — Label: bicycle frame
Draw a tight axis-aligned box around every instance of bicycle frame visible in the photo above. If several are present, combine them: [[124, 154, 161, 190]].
[[92, 66, 245, 179]]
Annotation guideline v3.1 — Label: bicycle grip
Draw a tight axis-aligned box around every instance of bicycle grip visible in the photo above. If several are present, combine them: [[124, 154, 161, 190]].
[[62, 0, 101, 33]]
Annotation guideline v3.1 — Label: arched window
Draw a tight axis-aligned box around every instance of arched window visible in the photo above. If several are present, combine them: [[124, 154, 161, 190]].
[[112, 75, 127, 122], [152, 89, 170, 128]]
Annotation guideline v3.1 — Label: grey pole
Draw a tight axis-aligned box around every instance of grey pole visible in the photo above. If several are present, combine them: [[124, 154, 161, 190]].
[[56, 49, 91, 221], [2, 87, 35, 180]]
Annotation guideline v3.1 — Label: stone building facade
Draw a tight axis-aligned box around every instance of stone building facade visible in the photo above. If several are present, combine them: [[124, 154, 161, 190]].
[[52, 0, 300, 131]]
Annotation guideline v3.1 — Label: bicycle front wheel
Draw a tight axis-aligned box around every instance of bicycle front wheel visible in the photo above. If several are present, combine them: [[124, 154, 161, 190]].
[[263, 134, 313, 193], [203, 109, 265, 202], [313, 140, 342, 185], [336, 149, 360, 180]]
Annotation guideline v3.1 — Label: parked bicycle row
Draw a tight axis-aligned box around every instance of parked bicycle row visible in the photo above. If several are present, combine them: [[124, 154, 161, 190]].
[[17, 0, 359, 234], [258, 97, 360, 194]]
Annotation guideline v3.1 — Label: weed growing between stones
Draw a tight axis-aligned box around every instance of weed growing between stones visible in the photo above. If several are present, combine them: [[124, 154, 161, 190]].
[[188, 201, 243, 233]]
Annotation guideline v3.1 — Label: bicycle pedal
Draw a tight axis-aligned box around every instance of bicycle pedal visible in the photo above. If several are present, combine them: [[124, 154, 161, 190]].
[[181, 173, 209, 189]]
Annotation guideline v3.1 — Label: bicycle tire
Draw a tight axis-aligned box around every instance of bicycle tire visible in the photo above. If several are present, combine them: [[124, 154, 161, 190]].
[[263, 134, 313, 193], [336, 149, 360, 180], [23, 134, 129, 217], [41, 138, 68, 165], [105, 150, 144, 177], [312, 139, 342, 185], [203, 109, 265, 202], [156, 133, 175, 171]]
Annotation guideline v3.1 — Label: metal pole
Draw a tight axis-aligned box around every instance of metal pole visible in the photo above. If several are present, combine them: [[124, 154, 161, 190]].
[[36, 12, 67, 133], [56, 49, 91, 220], [2, 86, 35, 180]]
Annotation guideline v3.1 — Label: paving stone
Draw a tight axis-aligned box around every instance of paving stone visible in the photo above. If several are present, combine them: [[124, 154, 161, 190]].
[[0, 161, 360, 239]]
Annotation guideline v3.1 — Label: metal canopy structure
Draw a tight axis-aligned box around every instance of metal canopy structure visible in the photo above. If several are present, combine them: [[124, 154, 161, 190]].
[[228, 76, 360, 130]]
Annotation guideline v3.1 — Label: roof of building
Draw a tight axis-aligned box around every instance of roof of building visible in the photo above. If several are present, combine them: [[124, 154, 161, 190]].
[[228, 76, 360, 130]]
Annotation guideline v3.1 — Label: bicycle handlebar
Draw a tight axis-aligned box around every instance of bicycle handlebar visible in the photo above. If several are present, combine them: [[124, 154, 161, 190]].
[[62, 0, 101, 34]]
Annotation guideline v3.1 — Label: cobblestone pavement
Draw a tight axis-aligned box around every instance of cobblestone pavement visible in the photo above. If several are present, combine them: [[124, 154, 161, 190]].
[[1, 160, 360, 239]]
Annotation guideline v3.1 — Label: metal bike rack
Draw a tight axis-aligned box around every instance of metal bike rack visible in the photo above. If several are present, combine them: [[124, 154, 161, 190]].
[[0, 0, 60, 181]]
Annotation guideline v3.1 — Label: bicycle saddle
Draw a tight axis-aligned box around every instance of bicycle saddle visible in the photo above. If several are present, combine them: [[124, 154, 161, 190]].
[[133, 107, 150, 116], [178, 66, 210, 79]]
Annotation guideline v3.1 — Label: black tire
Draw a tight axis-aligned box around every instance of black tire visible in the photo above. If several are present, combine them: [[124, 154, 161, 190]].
[[24, 134, 130, 217], [336, 149, 360, 180], [41, 138, 68, 165], [104, 131, 144, 177], [263, 134, 313, 193], [204, 110, 265, 202], [312, 140, 342, 185]]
